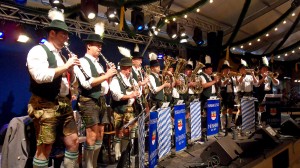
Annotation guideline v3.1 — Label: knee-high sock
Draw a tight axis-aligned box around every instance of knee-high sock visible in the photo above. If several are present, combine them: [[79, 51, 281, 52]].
[[227, 114, 233, 128], [93, 140, 102, 168], [84, 145, 94, 168], [114, 137, 121, 160], [220, 114, 226, 130], [64, 150, 79, 168], [33, 157, 48, 168]]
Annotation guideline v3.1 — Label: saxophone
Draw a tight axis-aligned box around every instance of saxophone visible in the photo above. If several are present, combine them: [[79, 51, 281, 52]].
[[174, 58, 188, 94], [162, 56, 176, 95], [190, 61, 205, 94]]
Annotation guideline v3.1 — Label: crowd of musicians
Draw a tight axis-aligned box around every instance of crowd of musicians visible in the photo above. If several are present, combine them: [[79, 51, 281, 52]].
[[25, 10, 280, 168]]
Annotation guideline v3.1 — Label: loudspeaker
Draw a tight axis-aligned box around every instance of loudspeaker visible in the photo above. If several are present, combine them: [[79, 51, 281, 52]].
[[248, 125, 281, 148], [280, 118, 300, 137], [200, 136, 243, 166]]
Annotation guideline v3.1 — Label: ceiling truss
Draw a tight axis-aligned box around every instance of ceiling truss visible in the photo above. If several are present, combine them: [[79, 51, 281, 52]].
[[0, 3, 179, 50]]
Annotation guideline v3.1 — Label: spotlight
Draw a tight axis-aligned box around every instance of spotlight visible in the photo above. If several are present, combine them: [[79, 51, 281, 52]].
[[179, 35, 189, 43], [106, 7, 119, 24], [0, 22, 4, 40], [193, 27, 204, 45], [107, 7, 117, 18], [16, 25, 30, 43], [15, 0, 27, 5], [166, 21, 177, 39], [147, 16, 156, 30], [17, 34, 30, 43], [49, 0, 64, 9], [157, 53, 164, 59], [81, 0, 98, 20], [39, 38, 47, 44], [131, 8, 145, 32], [0, 32, 4, 40], [178, 25, 186, 37]]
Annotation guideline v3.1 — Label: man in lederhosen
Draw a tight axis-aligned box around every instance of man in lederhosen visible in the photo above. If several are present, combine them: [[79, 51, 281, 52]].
[[75, 24, 117, 168]]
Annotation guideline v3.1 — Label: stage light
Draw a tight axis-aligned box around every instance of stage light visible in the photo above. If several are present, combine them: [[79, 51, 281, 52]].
[[17, 34, 29, 43], [39, 38, 47, 44], [16, 24, 29, 43], [106, 7, 119, 24], [107, 7, 117, 18], [0, 32, 4, 40], [49, 0, 64, 9], [81, 0, 98, 20], [178, 25, 186, 37], [166, 21, 177, 39], [193, 27, 204, 45], [131, 8, 145, 32], [157, 53, 164, 59], [15, 0, 27, 5], [147, 16, 156, 30], [179, 35, 188, 43]]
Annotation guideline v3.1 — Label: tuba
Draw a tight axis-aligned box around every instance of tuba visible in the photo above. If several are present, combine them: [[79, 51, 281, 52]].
[[174, 58, 188, 94], [190, 61, 205, 94], [162, 56, 176, 95]]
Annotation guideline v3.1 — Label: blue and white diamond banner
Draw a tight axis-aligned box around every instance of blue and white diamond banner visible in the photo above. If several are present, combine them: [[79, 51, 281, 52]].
[[174, 104, 186, 152], [190, 101, 201, 141], [157, 107, 172, 159], [138, 113, 145, 168], [241, 98, 255, 132], [149, 111, 158, 168], [207, 99, 220, 136]]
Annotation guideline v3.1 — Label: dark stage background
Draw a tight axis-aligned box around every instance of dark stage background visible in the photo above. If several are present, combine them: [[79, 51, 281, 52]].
[[0, 22, 155, 128]]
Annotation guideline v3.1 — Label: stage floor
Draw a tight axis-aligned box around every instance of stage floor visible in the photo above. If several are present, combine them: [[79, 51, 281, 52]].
[[100, 130, 300, 168]]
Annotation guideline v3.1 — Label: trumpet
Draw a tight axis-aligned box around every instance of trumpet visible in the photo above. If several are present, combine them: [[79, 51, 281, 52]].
[[245, 68, 259, 75], [268, 71, 279, 79], [228, 71, 242, 77]]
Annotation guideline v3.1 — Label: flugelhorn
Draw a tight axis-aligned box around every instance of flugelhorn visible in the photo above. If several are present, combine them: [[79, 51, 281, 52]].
[[63, 42, 90, 80]]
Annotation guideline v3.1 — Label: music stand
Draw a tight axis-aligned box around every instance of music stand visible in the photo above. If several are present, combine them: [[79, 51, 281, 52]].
[[264, 94, 282, 128]]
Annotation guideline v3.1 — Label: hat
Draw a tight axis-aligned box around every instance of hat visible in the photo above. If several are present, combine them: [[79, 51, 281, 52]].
[[220, 60, 232, 70], [260, 56, 269, 69], [45, 9, 68, 32], [149, 52, 160, 67], [237, 58, 248, 71], [119, 57, 132, 66], [186, 58, 193, 70], [203, 55, 212, 69], [118, 46, 132, 66], [132, 44, 143, 59], [83, 22, 104, 44]]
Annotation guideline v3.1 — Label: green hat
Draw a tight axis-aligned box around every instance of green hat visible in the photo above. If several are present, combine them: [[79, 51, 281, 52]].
[[119, 57, 132, 66], [44, 20, 69, 32], [83, 34, 104, 44]]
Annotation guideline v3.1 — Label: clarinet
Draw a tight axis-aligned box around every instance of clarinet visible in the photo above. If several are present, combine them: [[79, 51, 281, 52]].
[[130, 74, 144, 111], [63, 42, 90, 80], [99, 52, 129, 89]]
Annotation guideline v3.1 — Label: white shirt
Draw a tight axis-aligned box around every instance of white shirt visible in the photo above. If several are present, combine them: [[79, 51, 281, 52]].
[[221, 77, 237, 93], [149, 72, 162, 93], [75, 54, 109, 96], [257, 75, 280, 91], [200, 73, 216, 94], [110, 72, 139, 106], [237, 75, 258, 92], [27, 41, 72, 97]]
